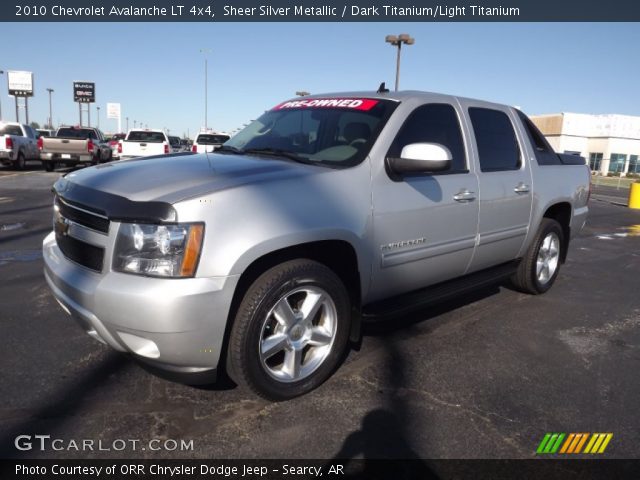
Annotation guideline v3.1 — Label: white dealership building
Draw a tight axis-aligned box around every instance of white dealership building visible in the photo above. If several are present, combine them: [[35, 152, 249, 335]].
[[530, 113, 640, 175]]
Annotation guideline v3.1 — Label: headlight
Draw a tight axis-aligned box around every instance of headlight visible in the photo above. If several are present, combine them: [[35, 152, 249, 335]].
[[113, 223, 204, 278]]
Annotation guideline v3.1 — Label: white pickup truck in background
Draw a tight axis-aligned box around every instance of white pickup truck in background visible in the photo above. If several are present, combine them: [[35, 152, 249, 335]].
[[119, 129, 170, 159], [0, 122, 40, 170], [191, 132, 231, 153]]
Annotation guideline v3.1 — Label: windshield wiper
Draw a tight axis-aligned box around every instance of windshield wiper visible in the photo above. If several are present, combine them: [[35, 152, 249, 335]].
[[215, 145, 244, 154], [242, 148, 313, 164]]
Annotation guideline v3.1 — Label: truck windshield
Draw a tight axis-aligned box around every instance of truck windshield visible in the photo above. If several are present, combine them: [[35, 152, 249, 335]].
[[127, 131, 166, 142], [56, 128, 97, 139], [224, 98, 398, 167]]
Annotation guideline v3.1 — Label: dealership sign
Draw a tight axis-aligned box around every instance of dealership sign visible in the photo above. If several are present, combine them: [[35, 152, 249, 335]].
[[106, 102, 121, 119], [7, 71, 34, 97], [73, 81, 95, 103]]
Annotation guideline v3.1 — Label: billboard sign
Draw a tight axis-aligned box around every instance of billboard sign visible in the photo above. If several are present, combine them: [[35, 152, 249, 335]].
[[106, 103, 121, 119], [73, 81, 95, 103], [8, 71, 34, 97]]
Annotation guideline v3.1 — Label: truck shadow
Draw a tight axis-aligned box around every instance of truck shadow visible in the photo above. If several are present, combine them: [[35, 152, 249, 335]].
[[327, 285, 502, 477], [0, 354, 129, 459]]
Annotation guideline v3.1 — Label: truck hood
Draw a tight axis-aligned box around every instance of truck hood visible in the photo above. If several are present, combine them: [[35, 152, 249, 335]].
[[58, 152, 322, 204]]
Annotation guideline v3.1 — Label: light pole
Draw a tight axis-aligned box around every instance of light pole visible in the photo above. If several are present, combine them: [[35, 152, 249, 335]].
[[200, 48, 211, 129], [385, 34, 415, 91], [134, 120, 137, 128], [126, 117, 129, 132], [96, 106, 100, 129], [46, 88, 54, 129]]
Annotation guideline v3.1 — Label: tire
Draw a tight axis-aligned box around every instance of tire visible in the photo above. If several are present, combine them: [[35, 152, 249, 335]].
[[43, 161, 55, 172], [227, 259, 351, 400], [511, 218, 564, 294], [14, 153, 26, 170]]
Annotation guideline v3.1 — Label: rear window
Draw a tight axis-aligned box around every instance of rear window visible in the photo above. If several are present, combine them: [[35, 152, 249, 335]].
[[169, 136, 181, 146], [196, 134, 230, 145], [56, 128, 97, 140], [469, 108, 521, 172], [127, 131, 166, 143], [0, 125, 23, 136]]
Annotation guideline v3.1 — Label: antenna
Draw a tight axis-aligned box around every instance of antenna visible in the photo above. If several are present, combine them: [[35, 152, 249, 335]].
[[377, 82, 389, 94]]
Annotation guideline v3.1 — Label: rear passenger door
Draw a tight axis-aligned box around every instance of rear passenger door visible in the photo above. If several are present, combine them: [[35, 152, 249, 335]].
[[462, 103, 533, 272]]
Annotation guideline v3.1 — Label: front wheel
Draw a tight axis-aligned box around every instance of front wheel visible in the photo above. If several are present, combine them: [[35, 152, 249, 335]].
[[511, 218, 564, 294], [227, 259, 351, 400]]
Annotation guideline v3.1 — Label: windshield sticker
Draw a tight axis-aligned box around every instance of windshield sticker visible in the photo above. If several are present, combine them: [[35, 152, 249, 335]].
[[273, 98, 379, 111]]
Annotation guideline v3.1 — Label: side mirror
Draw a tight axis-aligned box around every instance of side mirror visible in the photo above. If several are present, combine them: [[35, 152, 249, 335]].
[[387, 143, 452, 178]]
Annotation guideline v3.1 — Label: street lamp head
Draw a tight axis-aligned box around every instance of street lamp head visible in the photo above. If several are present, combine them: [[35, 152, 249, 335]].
[[385, 35, 398, 45], [295, 91, 310, 97]]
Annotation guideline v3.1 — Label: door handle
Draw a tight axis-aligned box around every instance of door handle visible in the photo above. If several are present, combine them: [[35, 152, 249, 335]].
[[453, 189, 476, 202], [514, 183, 530, 194]]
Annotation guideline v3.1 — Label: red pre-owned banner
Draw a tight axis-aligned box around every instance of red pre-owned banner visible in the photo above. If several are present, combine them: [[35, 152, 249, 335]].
[[273, 98, 379, 111]]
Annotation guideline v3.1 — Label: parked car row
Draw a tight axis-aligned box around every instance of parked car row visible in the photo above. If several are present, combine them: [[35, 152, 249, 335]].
[[0, 121, 233, 171]]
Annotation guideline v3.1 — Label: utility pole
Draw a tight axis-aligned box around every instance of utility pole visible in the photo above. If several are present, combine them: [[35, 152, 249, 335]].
[[200, 48, 211, 129], [46, 88, 54, 129]]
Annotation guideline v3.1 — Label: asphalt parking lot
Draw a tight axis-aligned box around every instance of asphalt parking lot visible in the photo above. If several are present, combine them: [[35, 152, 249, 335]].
[[1, 167, 639, 460]]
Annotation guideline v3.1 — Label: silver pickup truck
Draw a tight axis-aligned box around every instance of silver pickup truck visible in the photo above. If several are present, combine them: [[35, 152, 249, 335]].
[[43, 91, 590, 400], [0, 122, 40, 169], [40, 126, 112, 171]]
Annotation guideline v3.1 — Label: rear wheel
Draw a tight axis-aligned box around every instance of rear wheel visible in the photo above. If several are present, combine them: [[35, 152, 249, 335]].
[[14, 153, 26, 170], [227, 259, 351, 400], [511, 218, 564, 294], [43, 161, 55, 172]]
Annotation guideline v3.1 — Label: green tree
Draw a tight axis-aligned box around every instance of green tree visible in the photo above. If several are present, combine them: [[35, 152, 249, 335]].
[[29, 121, 40, 129]]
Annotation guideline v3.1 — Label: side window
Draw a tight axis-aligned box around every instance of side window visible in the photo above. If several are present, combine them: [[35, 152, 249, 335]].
[[516, 110, 561, 165], [10, 125, 25, 136], [387, 103, 467, 173], [469, 108, 521, 172], [26, 127, 36, 139]]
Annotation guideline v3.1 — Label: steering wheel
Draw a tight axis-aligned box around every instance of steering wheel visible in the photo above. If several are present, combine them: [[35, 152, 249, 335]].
[[254, 120, 275, 137], [349, 138, 367, 147]]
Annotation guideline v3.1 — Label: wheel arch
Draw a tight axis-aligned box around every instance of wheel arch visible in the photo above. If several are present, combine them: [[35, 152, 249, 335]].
[[542, 202, 572, 263], [219, 240, 363, 379]]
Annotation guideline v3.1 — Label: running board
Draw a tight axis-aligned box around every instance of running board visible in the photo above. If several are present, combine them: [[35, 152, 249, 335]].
[[362, 261, 519, 320]]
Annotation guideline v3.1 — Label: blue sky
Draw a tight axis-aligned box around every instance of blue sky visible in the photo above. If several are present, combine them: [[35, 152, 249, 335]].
[[2, 22, 639, 137]]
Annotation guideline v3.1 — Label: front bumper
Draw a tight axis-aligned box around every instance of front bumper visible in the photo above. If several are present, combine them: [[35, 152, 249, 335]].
[[43, 231, 239, 379]]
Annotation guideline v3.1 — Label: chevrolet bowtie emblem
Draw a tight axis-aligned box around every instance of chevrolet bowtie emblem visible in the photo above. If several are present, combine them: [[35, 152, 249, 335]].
[[54, 215, 71, 237]]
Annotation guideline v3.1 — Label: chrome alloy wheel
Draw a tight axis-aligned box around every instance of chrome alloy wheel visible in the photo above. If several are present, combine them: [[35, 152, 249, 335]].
[[536, 232, 560, 285], [259, 286, 337, 383]]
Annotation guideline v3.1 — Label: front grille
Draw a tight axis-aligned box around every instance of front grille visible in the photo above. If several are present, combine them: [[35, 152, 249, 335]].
[[56, 232, 104, 272], [55, 197, 110, 233]]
